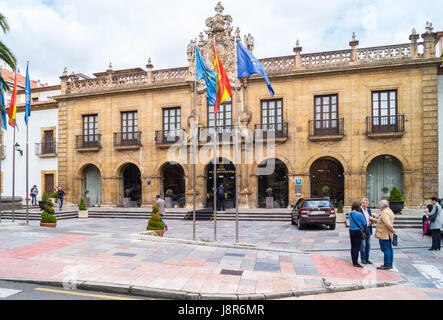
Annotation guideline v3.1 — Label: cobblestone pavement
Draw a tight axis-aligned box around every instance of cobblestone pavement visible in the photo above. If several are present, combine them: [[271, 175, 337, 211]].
[[0, 218, 441, 299]]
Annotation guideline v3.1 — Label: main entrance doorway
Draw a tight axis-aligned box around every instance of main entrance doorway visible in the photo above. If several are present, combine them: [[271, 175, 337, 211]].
[[310, 157, 344, 206], [366, 155, 403, 208], [121, 164, 142, 207], [205, 158, 236, 209], [162, 163, 186, 208], [83, 165, 101, 207], [257, 159, 289, 208]]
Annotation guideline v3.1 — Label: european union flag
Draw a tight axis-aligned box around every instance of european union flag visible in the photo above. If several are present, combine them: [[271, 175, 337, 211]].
[[25, 62, 31, 124], [237, 40, 274, 97], [195, 45, 217, 106], [0, 82, 7, 130]]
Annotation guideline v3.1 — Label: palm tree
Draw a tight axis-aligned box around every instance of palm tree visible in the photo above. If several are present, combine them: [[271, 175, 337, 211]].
[[0, 13, 17, 91]]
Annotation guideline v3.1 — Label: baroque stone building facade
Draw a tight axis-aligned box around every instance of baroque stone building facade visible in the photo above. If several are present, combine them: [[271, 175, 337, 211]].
[[55, 3, 443, 209]]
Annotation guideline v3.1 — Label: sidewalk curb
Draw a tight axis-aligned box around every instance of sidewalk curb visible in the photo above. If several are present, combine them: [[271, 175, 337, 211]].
[[0, 222, 27, 228], [138, 233, 306, 254], [0, 277, 401, 300]]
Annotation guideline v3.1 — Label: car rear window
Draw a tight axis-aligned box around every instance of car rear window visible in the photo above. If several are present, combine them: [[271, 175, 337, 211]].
[[304, 201, 332, 208]]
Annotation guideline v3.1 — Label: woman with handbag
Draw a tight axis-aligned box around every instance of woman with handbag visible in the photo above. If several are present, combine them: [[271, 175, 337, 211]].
[[425, 197, 442, 251], [349, 202, 367, 268]]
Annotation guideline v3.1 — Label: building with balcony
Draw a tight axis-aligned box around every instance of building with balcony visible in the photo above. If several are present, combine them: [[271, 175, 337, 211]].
[[1, 84, 60, 200], [54, 4, 442, 209]]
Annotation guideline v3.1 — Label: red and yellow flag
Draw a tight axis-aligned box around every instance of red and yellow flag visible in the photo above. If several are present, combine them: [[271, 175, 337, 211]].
[[213, 42, 232, 114], [8, 71, 17, 128]]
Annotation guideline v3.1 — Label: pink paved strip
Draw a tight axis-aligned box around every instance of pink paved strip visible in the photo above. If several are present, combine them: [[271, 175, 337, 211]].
[[0, 235, 92, 259], [311, 254, 403, 282]]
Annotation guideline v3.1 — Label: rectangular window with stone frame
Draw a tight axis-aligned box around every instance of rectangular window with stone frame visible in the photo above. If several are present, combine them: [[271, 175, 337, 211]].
[[207, 98, 232, 137], [314, 94, 339, 136], [82, 114, 99, 148], [162, 107, 181, 143], [371, 90, 398, 133]]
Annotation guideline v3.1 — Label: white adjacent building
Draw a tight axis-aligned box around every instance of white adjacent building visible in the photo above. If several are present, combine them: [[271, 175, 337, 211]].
[[1, 85, 60, 202]]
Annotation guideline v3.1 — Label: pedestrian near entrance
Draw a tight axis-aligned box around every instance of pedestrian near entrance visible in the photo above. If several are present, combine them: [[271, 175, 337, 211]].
[[360, 198, 374, 265], [57, 187, 65, 211], [30, 185, 38, 206], [349, 202, 367, 268], [156, 195, 168, 232], [372, 200, 396, 270], [217, 184, 226, 211], [425, 197, 441, 251]]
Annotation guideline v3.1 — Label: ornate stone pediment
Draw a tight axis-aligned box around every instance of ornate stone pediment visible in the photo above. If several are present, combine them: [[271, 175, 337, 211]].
[[187, 2, 254, 84]]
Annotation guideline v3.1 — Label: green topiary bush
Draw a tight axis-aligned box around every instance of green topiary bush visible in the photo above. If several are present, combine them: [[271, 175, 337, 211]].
[[41, 212, 57, 224], [79, 198, 87, 211], [147, 205, 164, 231], [43, 199, 55, 215], [266, 188, 273, 197], [388, 186, 404, 202], [49, 192, 58, 199], [322, 186, 330, 194], [42, 192, 49, 202], [337, 200, 344, 213], [165, 189, 173, 197]]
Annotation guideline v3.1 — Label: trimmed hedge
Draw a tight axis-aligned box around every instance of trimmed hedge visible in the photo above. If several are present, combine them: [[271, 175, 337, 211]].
[[41, 212, 57, 224]]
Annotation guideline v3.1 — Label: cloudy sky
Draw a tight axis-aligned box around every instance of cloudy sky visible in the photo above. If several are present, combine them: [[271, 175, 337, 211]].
[[0, 0, 441, 84]]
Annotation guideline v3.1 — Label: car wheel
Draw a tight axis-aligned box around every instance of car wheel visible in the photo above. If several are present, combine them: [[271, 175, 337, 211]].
[[329, 224, 336, 230], [298, 218, 304, 230]]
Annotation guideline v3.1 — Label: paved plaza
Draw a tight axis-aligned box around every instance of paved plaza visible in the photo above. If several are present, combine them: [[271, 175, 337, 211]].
[[0, 218, 441, 299]]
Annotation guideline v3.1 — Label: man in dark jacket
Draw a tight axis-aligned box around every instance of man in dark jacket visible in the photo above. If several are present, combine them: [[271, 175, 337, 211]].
[[57, 187, 66, 211], [426, 197, 442, 251], [217, 184, 226, 211], [360, 198, 374, 264]]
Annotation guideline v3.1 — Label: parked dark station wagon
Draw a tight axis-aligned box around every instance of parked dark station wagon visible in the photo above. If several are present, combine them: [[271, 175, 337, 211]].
[[291, 198, 336, 230]]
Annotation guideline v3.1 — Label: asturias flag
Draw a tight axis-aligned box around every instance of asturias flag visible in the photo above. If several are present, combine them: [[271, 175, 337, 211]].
[[237, 40, 274, 97], [25, 62, 31, 124], [0, 82, 7, 130], [213, 42, 232, 114], [195, 45, 217, 106], [8, 70, 17, 128]]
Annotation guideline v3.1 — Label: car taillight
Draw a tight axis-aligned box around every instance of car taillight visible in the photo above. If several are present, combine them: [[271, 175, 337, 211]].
[[301, 210, 308, 215], [331, 209, 336, 215]]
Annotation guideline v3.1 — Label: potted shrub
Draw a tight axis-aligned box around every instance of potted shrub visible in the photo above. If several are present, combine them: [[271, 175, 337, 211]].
[[382, 187, 389, 200], [40, 199, 57, 228], [147, 205, 165, 237], [78, 198, 88, 219], [388, 186, 404, 215], [39, 192, 49, 210], [337, 200, 344, 214], [123, 189, 131, 208], [165, 189, 173, 208], [84, 190, 91, 208], [322, 186, 330, 199], [266, 188, 274, 209]]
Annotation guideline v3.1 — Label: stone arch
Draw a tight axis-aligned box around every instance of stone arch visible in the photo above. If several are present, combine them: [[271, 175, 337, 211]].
[[252, 154, 295, 176], [115, 160, 143, 177], [305, 152, 350, 174], [76, 162, 104, 179], [155, 160, 190, 178], [361, 151, 410, 173], [76, 163, 103, 207], [256, 158, 290, 208], [159, 162, 187, 208]]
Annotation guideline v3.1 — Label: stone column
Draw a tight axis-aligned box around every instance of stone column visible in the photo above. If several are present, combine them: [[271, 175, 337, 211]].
[[409, 29, 420, 58], [349, 33, 359, 63], [293, 39, 302, 69], [421, 22, 437, 58], [146, 58, 154, 84]]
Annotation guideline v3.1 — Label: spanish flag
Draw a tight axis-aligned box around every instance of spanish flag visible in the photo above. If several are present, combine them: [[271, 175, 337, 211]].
[[8, 70, 17, 128], [213, 42, 232, 114]]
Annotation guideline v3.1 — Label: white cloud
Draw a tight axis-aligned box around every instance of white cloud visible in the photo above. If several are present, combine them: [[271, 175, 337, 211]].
[[0, 0, 441, 84]]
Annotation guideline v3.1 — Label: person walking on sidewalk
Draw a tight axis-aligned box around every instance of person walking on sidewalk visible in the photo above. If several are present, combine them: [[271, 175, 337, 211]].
[[30, 185, 38, 206], [371, 200, 396, 270], [360, 198, 374, 265], [57, 187, 66, 211], [349, 202, 367, 268], [425, 197, 442, 251], [217, 183, 226, 211], [156, 195, 168, 232]]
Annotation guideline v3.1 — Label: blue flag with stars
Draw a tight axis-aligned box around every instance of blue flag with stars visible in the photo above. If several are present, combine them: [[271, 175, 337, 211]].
[[25, 62, 31, 124], [237, 40, 274, 97], [0, 82, 7, 130], [195, 45, 217, 106]]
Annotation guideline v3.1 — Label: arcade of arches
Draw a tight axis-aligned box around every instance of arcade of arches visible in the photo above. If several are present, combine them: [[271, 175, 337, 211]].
[[73, 154, 409, 209]]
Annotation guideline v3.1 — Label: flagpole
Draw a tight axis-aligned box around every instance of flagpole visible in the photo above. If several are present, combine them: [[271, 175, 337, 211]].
[[26, 113, 29, 225], [192, 40, 198, 241], [213, 37, 217, 242], [12, 125, 15, 223], [234, 39, 239, 244], [0, 128, 2, 224]]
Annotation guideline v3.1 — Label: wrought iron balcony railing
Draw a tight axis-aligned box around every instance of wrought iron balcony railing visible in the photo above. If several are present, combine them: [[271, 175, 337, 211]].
[[75, 135, 102, 150], [366, 115, 405, 135], [198, 126, 234, 143], [35, 142, 58, 156], [114, 132, 142, 147], [254, 123, 289, 140], [309, 119, 345, 138], [155, 129, 185, 145]]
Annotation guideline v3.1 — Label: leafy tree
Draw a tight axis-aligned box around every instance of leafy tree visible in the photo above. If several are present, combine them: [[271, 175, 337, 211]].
[[0, 13, 17, 91]]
